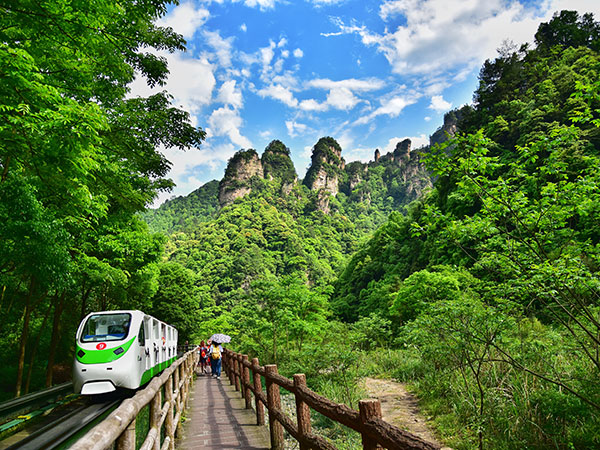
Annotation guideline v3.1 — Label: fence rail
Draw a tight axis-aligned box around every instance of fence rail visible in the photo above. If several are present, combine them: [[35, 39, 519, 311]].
[[71, 349, 198, 450], [223, 349, 441, 450]]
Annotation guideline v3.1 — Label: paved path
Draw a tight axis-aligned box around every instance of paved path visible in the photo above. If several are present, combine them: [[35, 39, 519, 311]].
[[177, 370, 270, 449]]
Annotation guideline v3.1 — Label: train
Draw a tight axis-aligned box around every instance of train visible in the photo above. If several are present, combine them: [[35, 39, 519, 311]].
[[73, 310, 178, 395]]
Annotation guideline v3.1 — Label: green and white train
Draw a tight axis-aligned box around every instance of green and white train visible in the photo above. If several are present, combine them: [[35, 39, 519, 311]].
[[73, 310, 178, 395]]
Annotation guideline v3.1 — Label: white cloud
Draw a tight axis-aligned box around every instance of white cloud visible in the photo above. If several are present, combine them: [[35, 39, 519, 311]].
[[308, 0, 348, 6], [356, 95, 417, 124], [240, 23, 247, 32], [217, 80, 243, 108], [208, 106, 252, 148], [257, 84, 299, 107], [281, 49, 290, 58], [429, 95, 452, 113], [326, 0, 567, 76], [307, 78, 385, 91], [326, 87, 359, 110], [203, 30, 235, 68], [157, 2, 209, 39], [129, 52, 216, 119], [244, 0, 278, 10], [299, 98, 328, 111], [293, 48, 304, 58], [286, 120, 309, 138], [384, 134, 429, 153]]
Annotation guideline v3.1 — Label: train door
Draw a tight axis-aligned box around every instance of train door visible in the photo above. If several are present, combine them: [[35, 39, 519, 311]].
[[136, 319, 145, 381], [143, 317, 151, 372], [161, 323, 166, 367], [152, 319, 159, 369]]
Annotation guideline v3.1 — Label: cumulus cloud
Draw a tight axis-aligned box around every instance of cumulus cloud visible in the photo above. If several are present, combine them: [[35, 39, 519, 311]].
[[129, 52, 216, 119], [383, 134, 429, 152], [244, 0, 278, 10], [257, 84, 299, 107], [217, 80, 243, 108], [208, 106, 252, 148], [293, 48, 304, 58], [286, 120, 309, 138], [156, 2, 209, 39], [326, 87, 359, 110], [203, 30, 235, 68], [325, 0, 560, 76], [429, 95, 452, 113], [356, 95, 417, 124]]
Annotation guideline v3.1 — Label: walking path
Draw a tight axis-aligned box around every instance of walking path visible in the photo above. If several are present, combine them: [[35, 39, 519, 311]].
[[177, 370, 270, 449]]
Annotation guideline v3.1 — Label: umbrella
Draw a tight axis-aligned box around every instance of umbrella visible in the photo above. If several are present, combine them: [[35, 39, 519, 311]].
[[209, 333, 231, 344]]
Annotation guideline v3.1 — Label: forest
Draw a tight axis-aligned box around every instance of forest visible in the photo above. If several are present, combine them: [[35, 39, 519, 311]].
[[1, 3, 600, 449]]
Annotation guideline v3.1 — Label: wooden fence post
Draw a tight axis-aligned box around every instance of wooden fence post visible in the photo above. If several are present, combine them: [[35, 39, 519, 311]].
[[294, 374, 311, 450], [242, 355, 252, 409], [165, 374, 175, 450], [229, 352, 236, 386], [265, 364, 284, 450], [252, 357, 265, 426], [116, 418, 136, 450], [233, 353, 242, 391], [359, 399, 382, 450], [149, 389, 161, 450]]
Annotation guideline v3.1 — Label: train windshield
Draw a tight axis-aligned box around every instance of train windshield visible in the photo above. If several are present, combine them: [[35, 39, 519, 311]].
[[80, 313, 132, 343]]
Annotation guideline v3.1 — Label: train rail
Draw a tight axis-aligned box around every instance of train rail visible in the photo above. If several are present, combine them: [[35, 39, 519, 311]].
[[0, 398, 120, 450], [0, 383, 74, 424]]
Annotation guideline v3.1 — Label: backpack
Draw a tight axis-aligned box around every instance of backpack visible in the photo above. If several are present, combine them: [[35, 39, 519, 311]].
[[211, 346, 221, 360]]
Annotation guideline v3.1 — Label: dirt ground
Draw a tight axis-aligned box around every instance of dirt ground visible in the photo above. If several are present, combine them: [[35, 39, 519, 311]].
[[360, 377, 451, 449]]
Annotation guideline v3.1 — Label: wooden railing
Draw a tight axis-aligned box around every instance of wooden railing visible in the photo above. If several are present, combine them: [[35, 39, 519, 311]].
[[223, 349, 441, 450], [71, 348, 199, 450]]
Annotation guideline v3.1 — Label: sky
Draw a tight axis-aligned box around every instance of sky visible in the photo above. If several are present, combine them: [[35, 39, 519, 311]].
[[130, 0, 600, 207]]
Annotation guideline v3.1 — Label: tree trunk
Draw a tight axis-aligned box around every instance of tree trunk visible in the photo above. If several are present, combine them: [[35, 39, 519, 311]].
[[15, 279, 35, 397], [24, 302, 52, 394], [45, 293, 66, 387]]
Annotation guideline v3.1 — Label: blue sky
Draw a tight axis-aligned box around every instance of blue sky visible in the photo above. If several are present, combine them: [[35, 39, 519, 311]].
[[130, 0, 600, 207]]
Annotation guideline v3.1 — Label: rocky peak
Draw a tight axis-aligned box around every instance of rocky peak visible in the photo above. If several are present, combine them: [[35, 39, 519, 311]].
[[393, 139, 411, 160], [261, 140, 297, 185], [430, 109, 461, 146], [218, 149, 263, 207], [303, 137, 345, 211], [374, 149, 381, 162]]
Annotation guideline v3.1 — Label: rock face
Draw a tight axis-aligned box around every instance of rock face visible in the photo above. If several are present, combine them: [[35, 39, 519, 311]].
[[218, 149, 263, 207], [303, 137, 345, 212], [374, 149, 381, 162], [430, 110, 460, 146], [261, 140, 297, 186]]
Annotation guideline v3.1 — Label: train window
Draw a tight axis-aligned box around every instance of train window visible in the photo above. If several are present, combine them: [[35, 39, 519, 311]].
[[153, 320, 158, 339], [138, 322, 145, 345], [80, 313, 131, 343]]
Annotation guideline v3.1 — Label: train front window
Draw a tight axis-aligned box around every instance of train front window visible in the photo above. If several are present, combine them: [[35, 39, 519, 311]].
[[80, 313, 132, 343]]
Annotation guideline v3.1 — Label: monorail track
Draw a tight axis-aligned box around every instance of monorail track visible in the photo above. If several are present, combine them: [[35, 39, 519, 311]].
[[0, 396, 120, 450]]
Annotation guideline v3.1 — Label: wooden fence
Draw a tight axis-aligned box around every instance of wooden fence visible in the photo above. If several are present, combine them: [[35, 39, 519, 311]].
[[71, 348, 198, 450], [223, 349, 441, 450]]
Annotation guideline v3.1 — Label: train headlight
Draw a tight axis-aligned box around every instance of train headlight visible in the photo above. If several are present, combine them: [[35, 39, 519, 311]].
[[113, 347, 124, 356]]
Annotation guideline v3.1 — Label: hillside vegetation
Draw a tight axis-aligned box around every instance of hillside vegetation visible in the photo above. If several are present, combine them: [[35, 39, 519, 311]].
[[1, 5, 599, 449]]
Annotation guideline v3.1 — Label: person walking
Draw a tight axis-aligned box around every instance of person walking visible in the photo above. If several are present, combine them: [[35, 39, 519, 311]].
[[198, 340, 209, 374], [208, 341, 223, 379]]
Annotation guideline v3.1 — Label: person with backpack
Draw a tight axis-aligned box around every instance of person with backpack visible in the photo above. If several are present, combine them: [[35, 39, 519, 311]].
[[208, 341, 223, 379], [198, 340, 209, 374]]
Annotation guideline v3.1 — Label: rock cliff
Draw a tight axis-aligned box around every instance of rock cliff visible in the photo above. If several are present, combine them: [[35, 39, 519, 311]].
[[303, 137, 346, 212], [218, 149, 263, 207]]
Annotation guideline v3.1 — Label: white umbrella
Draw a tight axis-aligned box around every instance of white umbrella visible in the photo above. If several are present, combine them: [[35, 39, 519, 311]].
[[209, 333, 231, 344]]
